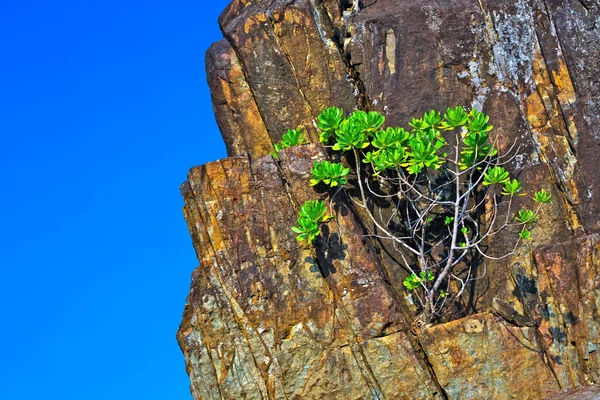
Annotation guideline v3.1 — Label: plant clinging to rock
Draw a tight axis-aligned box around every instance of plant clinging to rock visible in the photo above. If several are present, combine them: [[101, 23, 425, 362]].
[[310, 160, 350, 188], [291, 200, 333, 244], [271, 128, 308, 159], [317, 106, 344, 144], [286, 105, 552, 323]]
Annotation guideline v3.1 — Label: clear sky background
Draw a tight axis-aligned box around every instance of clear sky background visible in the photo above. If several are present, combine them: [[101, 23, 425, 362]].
[[0, 1, 231, 398]]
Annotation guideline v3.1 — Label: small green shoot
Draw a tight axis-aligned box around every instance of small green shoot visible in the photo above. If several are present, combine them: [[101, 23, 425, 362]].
[[516, 209, 537, 224], [502, 179, 523, 196], [483, 166, 510, 186], [519, 229, 532, 241], [291, 200, 333, 243], [403, 271, 435, 290], [533, 189, 552, 204]]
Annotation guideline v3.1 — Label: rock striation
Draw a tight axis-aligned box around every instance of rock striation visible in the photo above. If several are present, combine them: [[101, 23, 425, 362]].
[[178, 1, 600, 398]]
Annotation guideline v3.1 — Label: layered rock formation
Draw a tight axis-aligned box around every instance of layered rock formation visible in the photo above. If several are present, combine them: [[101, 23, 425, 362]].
[[177, 1, 600, 398]]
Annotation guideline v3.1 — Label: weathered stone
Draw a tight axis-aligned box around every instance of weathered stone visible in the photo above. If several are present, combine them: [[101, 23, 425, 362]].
[[206, 39, 272, 157], [532, 234, 600, 386], [213, 0, 357, 156], [348, 0, 600, 233], [179, 0, 600, 398], [419, 312, 559, 399], [548, 384, 600, 400], [178, 146, 444, 399]]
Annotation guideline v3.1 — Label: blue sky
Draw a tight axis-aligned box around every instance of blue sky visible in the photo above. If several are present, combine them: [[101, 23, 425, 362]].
[[0, 1, 231, 398]]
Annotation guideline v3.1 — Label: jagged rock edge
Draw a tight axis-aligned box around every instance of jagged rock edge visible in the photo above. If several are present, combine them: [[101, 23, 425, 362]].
[[216, 17, 278, 152]]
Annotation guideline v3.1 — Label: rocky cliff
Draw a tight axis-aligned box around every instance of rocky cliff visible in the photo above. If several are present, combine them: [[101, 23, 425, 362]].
[[177, 1, 600, 398]]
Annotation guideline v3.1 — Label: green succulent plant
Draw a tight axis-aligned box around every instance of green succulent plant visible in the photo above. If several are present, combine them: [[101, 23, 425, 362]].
[[468, 109, 493, 133], [441, 106, 469, 129], [332, 119, 370, 151], [483, 166, 510, 186], [291, 217, 320, 243], [533, 189, 552, 204], [290, 105, 554, 323], [403, 271, 435, 290], [371, 127, 411, 150], [292, 200, 333, 243], [364, 148, 407, 173], [421, 110, 442, 128], [502, 178, 523, 196], [317, 107, 344, 144], [516, 209, 537, 224], [459, 131, 497, 169], [271, 128, 307, 159], [519, 229, 532, 240], [310, 160, 350, 187], [408, 117, 427, 130], [404, 134, 443, 174], [349, 110, 385, 134]]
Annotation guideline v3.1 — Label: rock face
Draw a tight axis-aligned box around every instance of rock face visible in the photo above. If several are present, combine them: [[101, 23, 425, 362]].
[[178, 1, 600, 398]]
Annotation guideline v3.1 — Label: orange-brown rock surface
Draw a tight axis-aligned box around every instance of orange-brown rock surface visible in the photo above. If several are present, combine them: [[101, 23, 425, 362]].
[[178, 1, 600, 398]]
